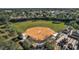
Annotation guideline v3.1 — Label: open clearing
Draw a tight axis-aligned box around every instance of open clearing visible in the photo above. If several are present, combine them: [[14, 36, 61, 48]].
[[11, 20, 65, 33]]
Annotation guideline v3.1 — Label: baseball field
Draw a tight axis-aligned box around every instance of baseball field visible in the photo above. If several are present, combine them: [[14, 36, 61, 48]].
[[10, 20, 65, 33], [23, 27, 56, 41]]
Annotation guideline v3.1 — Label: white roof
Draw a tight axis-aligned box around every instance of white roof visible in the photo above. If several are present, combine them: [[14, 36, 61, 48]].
[[53, 33, 58, 37]]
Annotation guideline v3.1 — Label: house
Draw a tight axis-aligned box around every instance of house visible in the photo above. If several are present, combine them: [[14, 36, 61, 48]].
[[68, 30, 79, 40]]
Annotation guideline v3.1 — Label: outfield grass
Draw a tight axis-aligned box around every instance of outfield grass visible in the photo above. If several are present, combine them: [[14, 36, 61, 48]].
[[10, 20, 65, 33]]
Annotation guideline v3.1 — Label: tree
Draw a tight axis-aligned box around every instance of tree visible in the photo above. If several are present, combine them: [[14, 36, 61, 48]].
[[45, 40, 55, 50]]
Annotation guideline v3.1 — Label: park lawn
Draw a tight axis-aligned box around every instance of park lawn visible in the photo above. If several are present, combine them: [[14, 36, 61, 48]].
[[10, 20, 65, 33]]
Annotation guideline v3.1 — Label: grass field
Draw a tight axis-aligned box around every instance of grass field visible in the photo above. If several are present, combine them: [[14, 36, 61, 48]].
[[10, 20, 65, 33]]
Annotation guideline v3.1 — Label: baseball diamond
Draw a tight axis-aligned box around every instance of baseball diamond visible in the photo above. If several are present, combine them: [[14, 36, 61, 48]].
[[23, 27, 56, 42]]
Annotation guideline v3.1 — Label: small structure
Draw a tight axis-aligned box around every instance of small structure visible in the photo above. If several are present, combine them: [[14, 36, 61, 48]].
[[17, 33, 26, 42]]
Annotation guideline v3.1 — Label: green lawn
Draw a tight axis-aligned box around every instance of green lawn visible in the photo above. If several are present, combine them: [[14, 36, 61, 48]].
[[10, 20, 65, 33]]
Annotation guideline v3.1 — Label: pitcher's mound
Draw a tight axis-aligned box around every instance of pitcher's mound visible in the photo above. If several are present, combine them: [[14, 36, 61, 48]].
[[23, 27, 56, 42]]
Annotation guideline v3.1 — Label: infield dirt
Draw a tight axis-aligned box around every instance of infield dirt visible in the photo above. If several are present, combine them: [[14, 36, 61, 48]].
[[23, 27, 55, 41]]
